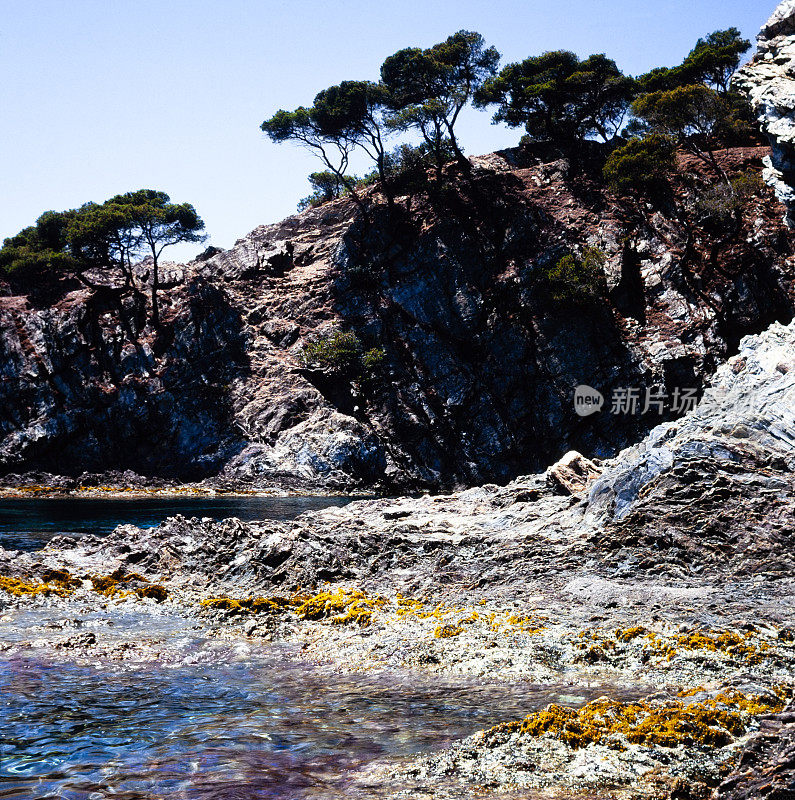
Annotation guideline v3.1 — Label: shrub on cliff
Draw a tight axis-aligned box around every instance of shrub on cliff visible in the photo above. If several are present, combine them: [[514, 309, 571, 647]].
[[300, 331, 387, 382], [301, 330, 363, 374], [629, 85, 747, 180], [539, 248, 608, 306], [691, 171, 763, 228], [603, 134, 677, 197], [298, 171, 357, 211]]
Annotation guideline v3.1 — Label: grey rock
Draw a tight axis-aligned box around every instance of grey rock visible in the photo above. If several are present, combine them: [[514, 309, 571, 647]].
[[736, 1, 795, 224], [1, 143, 792, 491]]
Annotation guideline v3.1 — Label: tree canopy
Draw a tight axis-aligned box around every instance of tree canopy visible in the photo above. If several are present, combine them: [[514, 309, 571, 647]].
[[381, 30, 500, 169], [259, 24, 758, 210], [262, 30, 498, 206], [638, 28, 752, 94], [629, 85, 745, 178], [602, 133, 677, 196], [475, 51, 636, 146], [0, 191, 205, 326]]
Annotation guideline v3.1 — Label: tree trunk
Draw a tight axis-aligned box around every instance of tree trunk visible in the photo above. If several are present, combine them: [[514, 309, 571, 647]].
[[151, 256, 160, 328], [377, 154, 394, 209]]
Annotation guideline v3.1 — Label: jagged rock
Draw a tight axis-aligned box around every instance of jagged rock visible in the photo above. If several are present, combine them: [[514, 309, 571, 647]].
[[14, 318, 795, 595], [1, 146, 792, 490], [736, 1, 795, 224], [547, 450, 601, 494], [717, 704, 795, 800]]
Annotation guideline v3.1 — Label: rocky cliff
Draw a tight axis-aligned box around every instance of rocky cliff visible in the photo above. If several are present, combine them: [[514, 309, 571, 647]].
[[736, 0, 795, 225], [1, 146, 793, 490], [5, 290, 795, 800]]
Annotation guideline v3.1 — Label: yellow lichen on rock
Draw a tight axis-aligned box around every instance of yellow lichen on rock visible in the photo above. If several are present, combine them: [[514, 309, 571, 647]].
[[201, 595, 300, 615], [483, 687, 791, 751], [615, 626, 647, 642], [434, 623, 464, 638], [0, 574, 73, 598], [201, 587, 385, 627], [296, 587, 386, 627], [572, 626, 782, 667], [90, 568, 168, 602]]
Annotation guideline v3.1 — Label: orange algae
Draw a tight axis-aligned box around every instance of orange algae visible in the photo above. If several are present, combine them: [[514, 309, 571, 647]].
[[90, 568, 168, 602], [434, 624, 464, 638], [0, 574, 72, 598], [574, 626, 781, 667], [295, 588, 386, 627]]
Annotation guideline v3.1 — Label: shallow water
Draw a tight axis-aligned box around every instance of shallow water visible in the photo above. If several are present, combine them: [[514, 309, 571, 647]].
[[0, 500, 612, 799], [0, 496, 355, 552], [0, 607, 606, 800]]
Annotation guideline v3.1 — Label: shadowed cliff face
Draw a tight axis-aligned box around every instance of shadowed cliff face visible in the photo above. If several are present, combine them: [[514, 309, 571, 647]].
[[0, 278, 249, 481], [1, 144, 793, 490]]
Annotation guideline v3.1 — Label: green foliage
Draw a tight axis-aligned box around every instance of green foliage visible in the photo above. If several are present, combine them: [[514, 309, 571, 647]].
[[630, 84, 752, 177], [298, 171, 355, 211], [385, 141, 456, 175], [0, 192, 205, 325], [691, 171, 763, 226], [539, 248, 608, 305], [261, 23, 752, 207], [631, 84, 725, 141], [361, 347, 387, 374], [300, 331, 386, 380], [300, 330, 363, 373], [109, 189, 206, 325], [603, 134, 677, 197], [475, 51, 636, 145], [680, 28, 752, 93], [382, 31, 499, 171], [314, 80, 396, 200], [637, 29, 751, 95], [0, 219, 76, 280], [352, 141, 458, 197], [262, 106, 360, 206]]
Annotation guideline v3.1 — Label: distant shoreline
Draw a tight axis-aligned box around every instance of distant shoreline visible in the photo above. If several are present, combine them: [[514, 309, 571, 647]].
[[0, 485, 370, 500]]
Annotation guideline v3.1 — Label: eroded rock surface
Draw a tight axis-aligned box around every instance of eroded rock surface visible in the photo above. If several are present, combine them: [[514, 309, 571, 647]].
[[737, 1, 795, 224], [1, 145, 792, 490]]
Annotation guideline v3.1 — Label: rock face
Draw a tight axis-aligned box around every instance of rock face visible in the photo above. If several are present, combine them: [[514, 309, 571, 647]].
[[15, 316, 795, 597], [736, 1, 795, 225], [1, 147, 793, 490], [718, 705, 795, 800], [4, 311, 794, 800]]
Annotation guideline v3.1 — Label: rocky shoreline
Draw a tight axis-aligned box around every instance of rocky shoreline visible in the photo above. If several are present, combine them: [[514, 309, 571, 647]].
[[4, 5, 795, 796], [2, 317, 794, 798]]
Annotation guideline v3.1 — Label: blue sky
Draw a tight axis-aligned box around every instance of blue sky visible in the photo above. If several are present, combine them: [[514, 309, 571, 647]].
[[0, 0, 773, 261]]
